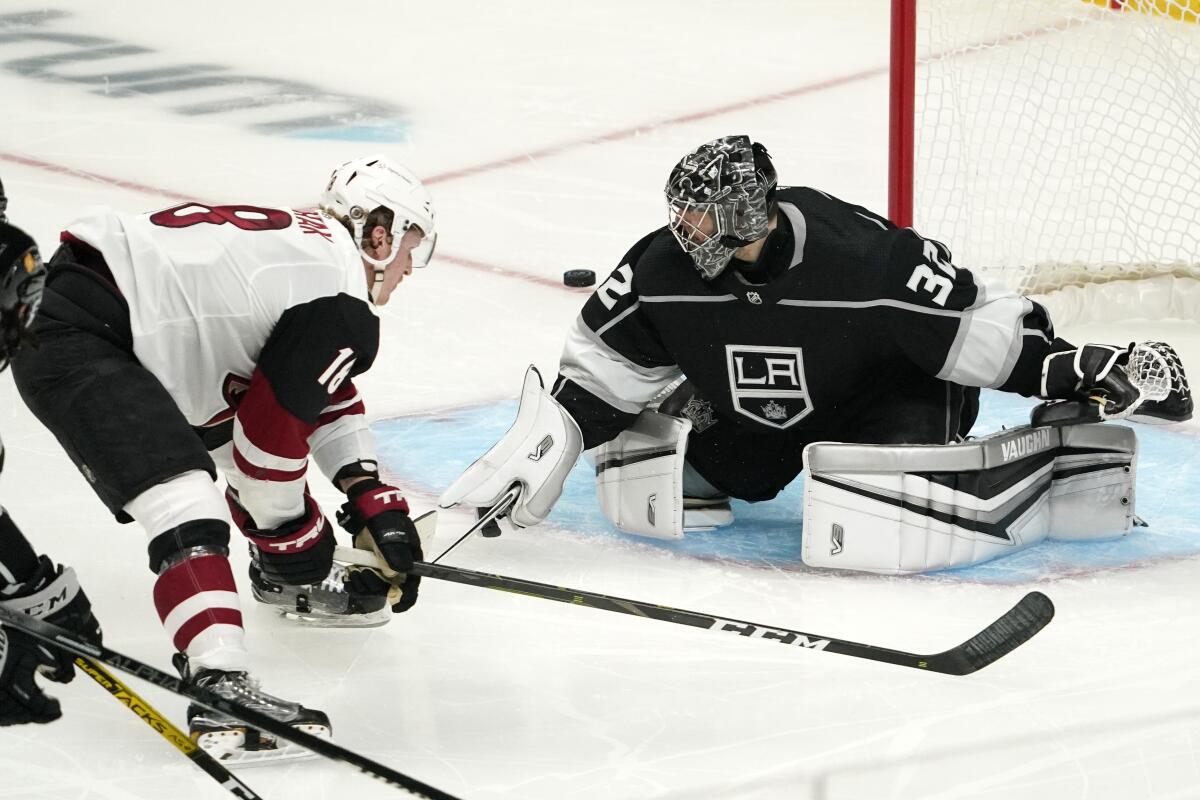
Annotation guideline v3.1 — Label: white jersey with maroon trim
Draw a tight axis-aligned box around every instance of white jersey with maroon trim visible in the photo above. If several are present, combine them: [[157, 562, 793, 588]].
[[63, 202, 380, 527]]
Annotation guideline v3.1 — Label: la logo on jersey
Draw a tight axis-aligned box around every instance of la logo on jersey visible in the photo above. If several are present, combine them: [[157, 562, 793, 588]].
[[725, 345, 813, 429]]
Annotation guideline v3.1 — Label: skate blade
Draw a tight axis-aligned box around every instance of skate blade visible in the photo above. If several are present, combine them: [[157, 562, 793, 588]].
[[683, 508, 734, 530], [275, 607, 391, 628], [195, 723, 331, 766]]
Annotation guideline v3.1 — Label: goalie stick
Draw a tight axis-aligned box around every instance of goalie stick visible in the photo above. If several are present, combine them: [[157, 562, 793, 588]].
[[335, 516, 1054, 675], [74, 657, 262, 800], [0, 605, 462, 800]]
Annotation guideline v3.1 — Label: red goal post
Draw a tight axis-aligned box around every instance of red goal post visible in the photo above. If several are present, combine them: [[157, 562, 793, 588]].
[[888, 0, 1200, 323]]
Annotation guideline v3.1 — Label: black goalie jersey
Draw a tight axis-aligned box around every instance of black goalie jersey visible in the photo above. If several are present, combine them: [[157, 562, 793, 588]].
[[553, 187, 1074, 502]]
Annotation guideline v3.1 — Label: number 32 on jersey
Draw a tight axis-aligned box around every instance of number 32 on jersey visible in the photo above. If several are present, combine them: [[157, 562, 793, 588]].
[[905, 236, 956, 306]]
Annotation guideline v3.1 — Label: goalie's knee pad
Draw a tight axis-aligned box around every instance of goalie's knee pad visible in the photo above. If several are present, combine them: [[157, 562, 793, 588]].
[[801, 423, 1136, 574], [592, 411, 734, 539], [594, 411, 691, 540], [439, 366, 583, 528]]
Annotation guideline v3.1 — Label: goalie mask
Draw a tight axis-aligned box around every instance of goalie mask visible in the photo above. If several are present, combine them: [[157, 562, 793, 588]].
[[320, 155, 437, 300], [665, 135, 777, 279], [0, 221, 46, 372]]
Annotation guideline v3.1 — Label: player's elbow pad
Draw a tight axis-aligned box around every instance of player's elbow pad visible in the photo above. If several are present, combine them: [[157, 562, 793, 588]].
[[439, 366, 583, 528]]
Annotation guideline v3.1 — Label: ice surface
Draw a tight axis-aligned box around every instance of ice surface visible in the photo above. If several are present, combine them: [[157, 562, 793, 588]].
[[375, 389, 1200, 583], [1, 3, 1198, 799]]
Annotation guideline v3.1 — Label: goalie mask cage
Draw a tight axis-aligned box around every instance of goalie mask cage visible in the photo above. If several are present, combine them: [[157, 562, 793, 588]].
[[889, 0, 1200, 324]]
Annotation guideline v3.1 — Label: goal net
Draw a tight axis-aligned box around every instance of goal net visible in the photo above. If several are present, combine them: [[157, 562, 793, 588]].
[[890, 0, 1200, 322]]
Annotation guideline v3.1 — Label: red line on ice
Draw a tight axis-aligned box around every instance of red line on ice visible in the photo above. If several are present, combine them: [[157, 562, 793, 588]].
[[0, 152, 193, 202]]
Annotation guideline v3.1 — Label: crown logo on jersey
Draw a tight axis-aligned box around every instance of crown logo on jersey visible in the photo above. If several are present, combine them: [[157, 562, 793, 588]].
[[746, 291, 762, 305], [761, 400, 788, 420], [681, 397, 717, 433]]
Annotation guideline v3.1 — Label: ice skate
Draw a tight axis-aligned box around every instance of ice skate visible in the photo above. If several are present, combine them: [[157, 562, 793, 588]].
[[249, 562, 391, 628], [176, 655, 331, 765]]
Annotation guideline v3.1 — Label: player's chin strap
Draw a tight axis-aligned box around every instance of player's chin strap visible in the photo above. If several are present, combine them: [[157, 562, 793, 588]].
[[357, 241, 391, 303], [368, 267, 385, 303]]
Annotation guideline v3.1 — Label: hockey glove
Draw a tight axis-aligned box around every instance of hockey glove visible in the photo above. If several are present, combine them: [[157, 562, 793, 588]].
[[1041, 343, 1141, 420], [1126, 341, 1193, 423], [0, 556, 102, 726], [226, 487, 336, 586], [337, 479, 423, 613]]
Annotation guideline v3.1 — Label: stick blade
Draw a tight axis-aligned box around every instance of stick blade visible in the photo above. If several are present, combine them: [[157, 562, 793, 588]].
[[928, 591, 1055, 675]]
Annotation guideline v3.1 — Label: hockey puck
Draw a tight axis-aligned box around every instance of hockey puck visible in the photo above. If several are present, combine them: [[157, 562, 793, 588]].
[[563, 269, 596, 287]]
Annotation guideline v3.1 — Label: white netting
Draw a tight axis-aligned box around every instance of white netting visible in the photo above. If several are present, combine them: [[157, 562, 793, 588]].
[[913, 1, 1200, 309]]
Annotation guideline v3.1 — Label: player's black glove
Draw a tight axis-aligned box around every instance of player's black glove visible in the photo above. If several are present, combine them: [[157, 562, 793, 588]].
[[226, 487, 336, 586], [0, 556, 102, 726], [1041, 343, 1141, 419], [337, 479, 423, 613]]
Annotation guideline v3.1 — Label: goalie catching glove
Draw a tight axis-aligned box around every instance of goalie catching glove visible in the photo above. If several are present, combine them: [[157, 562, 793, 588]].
[[1041, 341, 1192, 422], [337, 479, 423, 613], [438, 366, 583, 530]]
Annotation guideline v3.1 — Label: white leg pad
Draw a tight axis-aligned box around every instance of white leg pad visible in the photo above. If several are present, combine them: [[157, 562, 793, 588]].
[[593, 411, 692, 540], [1048, 424, 1139, 542], [801, 423, 1137, 574]]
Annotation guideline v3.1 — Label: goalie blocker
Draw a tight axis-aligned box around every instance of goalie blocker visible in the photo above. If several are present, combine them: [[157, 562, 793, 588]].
[[802, 422, 1136, 574], [439, 366, 583, 528]]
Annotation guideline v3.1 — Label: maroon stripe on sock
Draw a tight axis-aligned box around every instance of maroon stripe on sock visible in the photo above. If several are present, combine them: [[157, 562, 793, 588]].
[[171, 607, 244, 653], [152, 554, 237, 621]]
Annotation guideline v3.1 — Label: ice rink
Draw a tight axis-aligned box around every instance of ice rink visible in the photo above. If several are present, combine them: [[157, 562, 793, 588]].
[[2, 2, 1200, 798]]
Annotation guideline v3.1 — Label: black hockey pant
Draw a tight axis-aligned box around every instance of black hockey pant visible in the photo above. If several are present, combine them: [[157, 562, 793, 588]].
[[11, 246, 215, 522]]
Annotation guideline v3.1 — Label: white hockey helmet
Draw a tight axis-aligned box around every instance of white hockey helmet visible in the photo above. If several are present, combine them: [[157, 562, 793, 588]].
[[320, 154, 437, 276]]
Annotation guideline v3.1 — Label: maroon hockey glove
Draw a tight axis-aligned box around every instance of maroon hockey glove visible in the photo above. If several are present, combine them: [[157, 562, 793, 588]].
[[0, 556, 102, 725], [1041, 343, 1141, 418], [337, 479, 423, 613], [226, 487, 336, 586]]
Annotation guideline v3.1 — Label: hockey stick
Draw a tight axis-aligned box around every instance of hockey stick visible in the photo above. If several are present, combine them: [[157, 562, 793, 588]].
[[429, 486, 520, 564], [74, 656, 262, 800], [0, 606, 462, 800], [337, 537, 1053, 676]]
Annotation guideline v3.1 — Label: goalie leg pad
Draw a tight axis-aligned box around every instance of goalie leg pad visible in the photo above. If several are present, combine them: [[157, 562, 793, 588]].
[[801, 423, 1137, 574], [590, 418, 733, 538], [594, 411, 692, 540], [1048, 424, 1137, 541]]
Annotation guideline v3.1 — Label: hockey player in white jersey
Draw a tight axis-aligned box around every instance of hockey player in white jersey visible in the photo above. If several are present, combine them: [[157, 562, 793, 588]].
[[11, 156, 435, 761], [440, 136, 1192, 574], [0, 202, 103, 727]]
